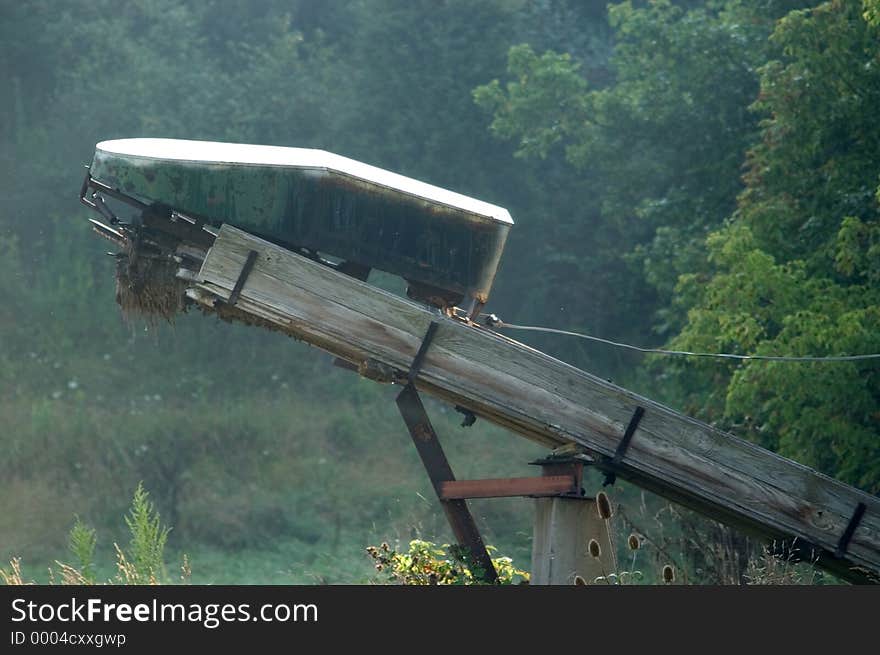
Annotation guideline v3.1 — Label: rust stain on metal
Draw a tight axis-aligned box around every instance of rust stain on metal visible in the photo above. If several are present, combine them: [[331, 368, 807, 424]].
[[414, 423, 433, 442], [439, 475, 579, 500], [88, 138, 514, 313], [357, 358, 397, 383]]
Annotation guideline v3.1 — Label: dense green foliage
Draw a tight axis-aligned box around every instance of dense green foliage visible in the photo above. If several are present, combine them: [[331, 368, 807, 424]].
[[1, 0, 877, 583], [474, 0, 805, 339], [366, 539, 529, 585], [475, 0, 880, 492], [670, 1, 880, 491]]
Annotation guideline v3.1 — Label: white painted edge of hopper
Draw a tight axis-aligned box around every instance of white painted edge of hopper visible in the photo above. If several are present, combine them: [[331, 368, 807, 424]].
[[95, 138, 514, 225]]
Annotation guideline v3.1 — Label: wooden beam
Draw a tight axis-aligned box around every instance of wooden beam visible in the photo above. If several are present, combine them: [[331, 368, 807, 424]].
[[440, 475, 579, 500], [190, 224, 880, 584]]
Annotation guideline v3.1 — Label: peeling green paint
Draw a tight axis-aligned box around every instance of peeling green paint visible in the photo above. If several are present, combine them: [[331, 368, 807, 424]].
[[90, 139, 511, 304]]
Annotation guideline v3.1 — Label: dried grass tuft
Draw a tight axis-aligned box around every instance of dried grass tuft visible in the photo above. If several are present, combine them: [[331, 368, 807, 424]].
[[0, 557, 26, 585], [54, 561, 90, 585], [115, 242, 187, 324]]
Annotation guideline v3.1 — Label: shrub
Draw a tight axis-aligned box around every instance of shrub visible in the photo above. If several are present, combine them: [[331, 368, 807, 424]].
[[366, 539, 529, 585]]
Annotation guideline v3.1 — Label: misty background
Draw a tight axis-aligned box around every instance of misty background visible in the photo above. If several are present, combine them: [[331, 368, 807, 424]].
[[2, 0, 877, 583]]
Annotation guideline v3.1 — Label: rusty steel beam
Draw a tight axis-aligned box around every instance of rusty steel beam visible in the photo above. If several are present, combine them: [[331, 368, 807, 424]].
[[439, 475, 579, 500], [396, 383, 498, 583]]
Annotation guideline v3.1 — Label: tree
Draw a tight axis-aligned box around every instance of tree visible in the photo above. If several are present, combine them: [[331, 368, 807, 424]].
[[669, 1, 880, 491], [474, 1, 804, 370]]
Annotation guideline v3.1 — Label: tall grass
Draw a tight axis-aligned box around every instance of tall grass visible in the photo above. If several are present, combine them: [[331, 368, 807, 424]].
[[3, 483, 181, 585]]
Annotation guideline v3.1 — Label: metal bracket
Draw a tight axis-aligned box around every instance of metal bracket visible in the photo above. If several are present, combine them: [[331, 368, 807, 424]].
[[227, 250, 259, 306], [332, 319, 438, 384], [530, 453, 590, 498], [396, 381, 498, 583], [407, 321, 439, 385], [91, 191, 120, 225], [455, 405, 477, 427], [79, 171, 149, 214], [603, 406, 645, 487], [836, 502, 867, 558]]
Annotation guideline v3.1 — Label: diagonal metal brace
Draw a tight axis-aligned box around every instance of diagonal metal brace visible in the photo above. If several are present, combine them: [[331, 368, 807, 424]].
[[396, 382, 498, 583], [603, 406, 645, 487], [407, 320, 439, 385], [836, 502, 867, 558], [227, 250, 259, 306]]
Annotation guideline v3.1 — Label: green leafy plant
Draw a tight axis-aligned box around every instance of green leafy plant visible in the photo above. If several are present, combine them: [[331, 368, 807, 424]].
[[2, 483, 184, 585], [366, 540, 529, 585], [122, 482, 170, 584], [67, 517, 97, 584]]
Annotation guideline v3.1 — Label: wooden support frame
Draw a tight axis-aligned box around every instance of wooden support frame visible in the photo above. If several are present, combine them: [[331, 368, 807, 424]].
[[185, 224, 880, 584]]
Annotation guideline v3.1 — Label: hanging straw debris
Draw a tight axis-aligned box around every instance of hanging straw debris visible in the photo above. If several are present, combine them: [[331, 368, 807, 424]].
[[114, 237, 188, 324]]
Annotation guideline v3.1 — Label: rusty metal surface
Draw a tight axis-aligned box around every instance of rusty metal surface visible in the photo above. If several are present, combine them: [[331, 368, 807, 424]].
[[534, 458, 586, 491], [89, 138, 512, 307], [439, 475, 579, 500], [396, 383, 498, 583]]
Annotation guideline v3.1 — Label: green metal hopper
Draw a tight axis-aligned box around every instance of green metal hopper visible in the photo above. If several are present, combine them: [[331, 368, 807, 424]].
[[84, 138, 512, 314]]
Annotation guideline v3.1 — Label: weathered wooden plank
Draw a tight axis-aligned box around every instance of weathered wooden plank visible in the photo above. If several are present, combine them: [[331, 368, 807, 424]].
[[193, 224, 880, 583]]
